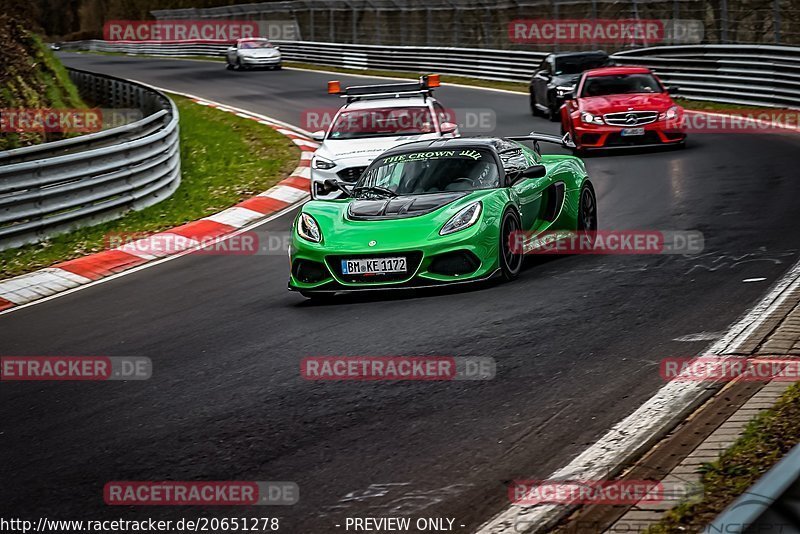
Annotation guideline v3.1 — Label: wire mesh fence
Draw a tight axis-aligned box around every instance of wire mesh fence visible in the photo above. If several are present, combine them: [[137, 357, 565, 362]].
[[150, 0, 800, 51]]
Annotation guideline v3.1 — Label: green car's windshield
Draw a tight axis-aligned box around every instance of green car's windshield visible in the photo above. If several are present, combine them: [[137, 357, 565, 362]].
[[355, 149, 499, 198]]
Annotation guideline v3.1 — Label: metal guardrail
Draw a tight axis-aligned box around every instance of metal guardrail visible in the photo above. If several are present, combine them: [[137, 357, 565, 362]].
[[613, 44, 800, 108], [706, 442, 800, 533], [59, 40, 229, 59], [0, 69, 180, 251], [58, 39, 547, 82], [147, 0, 798, 50], [274, 41, 548, 82], [60, 40, 800, 109]]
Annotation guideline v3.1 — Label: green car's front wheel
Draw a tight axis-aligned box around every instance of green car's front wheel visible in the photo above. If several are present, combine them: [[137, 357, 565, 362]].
[[578, 183, 598, 232], [500, 209, 523, 281]]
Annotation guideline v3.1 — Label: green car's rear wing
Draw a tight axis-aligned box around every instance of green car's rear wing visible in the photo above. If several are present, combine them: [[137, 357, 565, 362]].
[[506, 132, 577, 149]]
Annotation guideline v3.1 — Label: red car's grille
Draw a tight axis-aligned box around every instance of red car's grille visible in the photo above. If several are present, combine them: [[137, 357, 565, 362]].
[[603, 111, 658, 126]]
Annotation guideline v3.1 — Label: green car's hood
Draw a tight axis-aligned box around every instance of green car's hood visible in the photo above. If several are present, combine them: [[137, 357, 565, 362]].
[[301, 189, 499, 251], [347, 191, 467, 220]]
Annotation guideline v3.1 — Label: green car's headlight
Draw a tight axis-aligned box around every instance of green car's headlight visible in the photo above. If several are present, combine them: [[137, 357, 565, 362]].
[[440, 201, 482, 236], [297, 213, 322, 243]]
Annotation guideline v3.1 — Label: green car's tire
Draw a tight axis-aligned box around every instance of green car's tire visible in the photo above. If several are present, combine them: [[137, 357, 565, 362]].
[[499, 208, 524, 281], [577, 182, 598, 250], [577, 182, 597, 233]]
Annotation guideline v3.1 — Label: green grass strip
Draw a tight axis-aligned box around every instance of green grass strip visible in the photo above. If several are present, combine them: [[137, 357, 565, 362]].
[[646, 382, 800, 533]]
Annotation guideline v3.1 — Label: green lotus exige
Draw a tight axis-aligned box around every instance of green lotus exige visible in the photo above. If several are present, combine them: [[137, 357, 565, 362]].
[[288, 134, 597, 298]]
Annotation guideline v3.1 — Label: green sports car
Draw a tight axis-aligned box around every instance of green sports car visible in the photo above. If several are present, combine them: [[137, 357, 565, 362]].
[[288, 134, 596, 298]]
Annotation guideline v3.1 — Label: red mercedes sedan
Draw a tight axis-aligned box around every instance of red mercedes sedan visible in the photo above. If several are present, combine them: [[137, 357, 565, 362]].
[[560, 66, 687, 152]]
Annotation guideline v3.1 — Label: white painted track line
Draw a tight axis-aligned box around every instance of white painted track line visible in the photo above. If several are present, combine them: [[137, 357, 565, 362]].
[[476, 257, 800, 533]]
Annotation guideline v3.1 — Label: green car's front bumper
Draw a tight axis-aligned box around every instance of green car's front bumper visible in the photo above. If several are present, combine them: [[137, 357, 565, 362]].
[[288, 205, 503, 294]]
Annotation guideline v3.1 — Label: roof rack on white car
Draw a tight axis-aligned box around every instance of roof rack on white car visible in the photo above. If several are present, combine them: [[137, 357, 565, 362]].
[[327, 75, 440, 103]]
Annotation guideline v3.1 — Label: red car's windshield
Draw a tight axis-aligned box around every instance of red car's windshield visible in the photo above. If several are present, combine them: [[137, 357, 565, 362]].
[[328, 107, 435, 140], [581, 73, 663, 97]]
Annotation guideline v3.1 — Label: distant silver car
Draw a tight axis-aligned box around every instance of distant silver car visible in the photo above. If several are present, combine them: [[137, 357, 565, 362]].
[[225, 38, 282, 71]]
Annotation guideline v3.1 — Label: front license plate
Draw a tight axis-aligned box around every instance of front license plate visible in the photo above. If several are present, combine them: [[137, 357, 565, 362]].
[[621, 127, 645, 136], [341, 257, 407, 275]]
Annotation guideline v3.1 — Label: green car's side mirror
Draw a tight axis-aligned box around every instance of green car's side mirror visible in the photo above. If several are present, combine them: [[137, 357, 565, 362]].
[[523, 165, 547, 178], [509, 165, 546, 186]]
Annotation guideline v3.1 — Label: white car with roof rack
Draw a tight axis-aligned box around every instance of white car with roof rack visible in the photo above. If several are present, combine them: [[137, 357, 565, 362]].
[[310, 75, 460, 200]]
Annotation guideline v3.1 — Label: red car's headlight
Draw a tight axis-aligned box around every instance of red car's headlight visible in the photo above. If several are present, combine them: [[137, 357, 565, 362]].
[[659, 106, 680, 120], [581, 112, 604, 125]]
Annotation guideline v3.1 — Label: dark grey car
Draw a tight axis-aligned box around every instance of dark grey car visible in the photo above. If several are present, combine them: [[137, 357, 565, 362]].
[[529, 51, 613, 121]]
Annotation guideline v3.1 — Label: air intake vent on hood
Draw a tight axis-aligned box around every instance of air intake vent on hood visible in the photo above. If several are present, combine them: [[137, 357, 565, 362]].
[[347, 192, 467, 220]]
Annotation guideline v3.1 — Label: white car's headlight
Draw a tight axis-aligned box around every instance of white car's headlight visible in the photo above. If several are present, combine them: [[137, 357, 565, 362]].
[[440, 202, 482, 236], [313, 157, 336, 170], [581, 112, 604, 125], [297, 213, 322, 243]]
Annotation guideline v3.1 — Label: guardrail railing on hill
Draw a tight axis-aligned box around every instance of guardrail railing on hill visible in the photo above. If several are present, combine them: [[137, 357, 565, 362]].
[[274, 41, 548, 82], [60, 40, 800, 109], [0, 69, 180, 251], [58, 39, 547, 82], [613, 44, 800, 108], [706, 442, 800, 533]]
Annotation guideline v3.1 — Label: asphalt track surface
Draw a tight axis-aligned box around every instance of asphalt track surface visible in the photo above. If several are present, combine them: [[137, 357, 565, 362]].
[[2, 53, 800, 532]]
